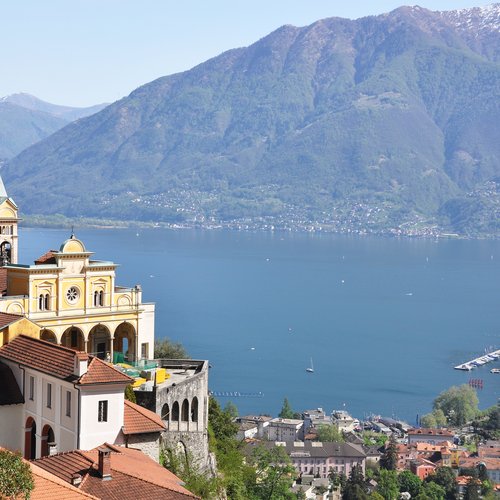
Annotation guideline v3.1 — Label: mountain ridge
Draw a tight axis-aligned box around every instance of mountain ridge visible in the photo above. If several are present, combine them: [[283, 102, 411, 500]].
[[4, 4, 500, 236]]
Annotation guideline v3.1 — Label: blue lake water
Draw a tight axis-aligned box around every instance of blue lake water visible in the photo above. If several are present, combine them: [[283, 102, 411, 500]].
[[20, 228, 500, 422]]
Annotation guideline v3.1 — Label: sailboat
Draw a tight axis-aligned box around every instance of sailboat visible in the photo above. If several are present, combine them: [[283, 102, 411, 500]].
[[306, 358, 314, 373]]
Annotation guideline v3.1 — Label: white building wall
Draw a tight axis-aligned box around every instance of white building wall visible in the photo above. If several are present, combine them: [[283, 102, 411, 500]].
[[0, 404, 24, 452], [138, 303, 155, 359], [79, 386, 125, 450]]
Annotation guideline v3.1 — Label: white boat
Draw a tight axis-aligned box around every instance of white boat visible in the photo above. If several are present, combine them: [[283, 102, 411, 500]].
[[306, 358, 314, 373], [491, 368, 500, 374]]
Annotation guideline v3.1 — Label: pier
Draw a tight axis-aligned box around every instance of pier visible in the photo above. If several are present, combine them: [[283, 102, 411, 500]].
[[454, 349, 500, 371], [210, 391, 264, 398]]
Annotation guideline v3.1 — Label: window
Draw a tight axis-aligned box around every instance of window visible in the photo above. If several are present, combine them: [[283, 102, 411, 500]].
[[46, 383, 52, 409], [29, 376, 34, 401], [38, 293, 51, 311], [66, 391, 71, 417], [66, 286, 80, 304], [93, 290, 104, 307], [141, 343, 148, 359], [98, 400, 108, 422]]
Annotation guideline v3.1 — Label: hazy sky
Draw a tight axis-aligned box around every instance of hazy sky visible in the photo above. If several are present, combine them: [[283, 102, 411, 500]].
[[2, 1, 491, 107]]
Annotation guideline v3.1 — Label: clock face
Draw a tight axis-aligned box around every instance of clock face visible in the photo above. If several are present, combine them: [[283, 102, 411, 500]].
[[66, 286, 80, 304]]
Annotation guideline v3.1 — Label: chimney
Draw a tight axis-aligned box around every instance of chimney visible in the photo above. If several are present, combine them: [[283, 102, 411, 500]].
[[97, 447, 112, 481], [71, 474, 82, 486], [74, 353, 88, 377]]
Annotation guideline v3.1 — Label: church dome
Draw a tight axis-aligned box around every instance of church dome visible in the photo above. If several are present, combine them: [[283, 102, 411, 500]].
[[59, 234, 86, 253]]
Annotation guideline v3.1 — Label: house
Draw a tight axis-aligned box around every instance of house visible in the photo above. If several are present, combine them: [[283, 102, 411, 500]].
[[32, 442, 198, 499], [331, 410, 358, 433], [407, 428, 454, 445], [458, 457, 500, 485], [409, 458, 436, 480], [303, 408, 332, 433], [0, 335, 164, 460], [265, 418, 304, 442], [0, 187, 155, 363], [255, 441, 366, 479], [235, 415, 272, 439]]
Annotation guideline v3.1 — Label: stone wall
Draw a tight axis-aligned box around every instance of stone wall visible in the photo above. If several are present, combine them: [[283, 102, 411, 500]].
[[126, 432, 161, 462]]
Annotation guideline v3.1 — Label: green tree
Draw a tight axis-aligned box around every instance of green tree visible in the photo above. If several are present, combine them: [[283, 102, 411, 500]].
[[426, 467, 458, 500], [380, 436, 398, 470], [0, 449, 34, 500], [376, 469, 399, 500], [124, 384, 136, 403], [415, 481, 446, 500], [154, 338, 189, 359], [329, 469, 347, 491], [342, 464, 368, 500], [224, 401, 239, 419], [463, 477, 480, 500], [278, 398, 295, 419], [398, 470, 422, 497], [421, 409, 448, 428], [316, 424, 344, 442], [247, 445, 295, 500], [370, 493, 384, 500], [433, 385, 479, 426]]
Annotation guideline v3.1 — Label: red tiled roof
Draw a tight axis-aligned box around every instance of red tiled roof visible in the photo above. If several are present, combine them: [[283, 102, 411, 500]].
[[408, 428, 453, 436], [123, 400, 166, 435], [34, 445, 198, 500], [0, 335, 82, 381], [34, 250, 58, 265], [78, 357, 132, 385], [0, 335, 131, 386], [0, 311, 25, 329], [30, 462, 98, 499], [0, 267, 7, 295]]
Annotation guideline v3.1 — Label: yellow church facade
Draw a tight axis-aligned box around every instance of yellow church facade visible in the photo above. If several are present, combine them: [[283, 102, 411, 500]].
[[0, 188, 155, 363]]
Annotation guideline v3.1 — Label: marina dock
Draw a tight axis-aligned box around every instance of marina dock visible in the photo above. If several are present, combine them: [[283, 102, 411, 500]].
[[454, 350, 500, 371]]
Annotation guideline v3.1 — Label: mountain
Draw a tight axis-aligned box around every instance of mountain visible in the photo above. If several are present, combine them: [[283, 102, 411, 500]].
[[4, 5, 500, 236], [1, 93, 108, 121], [0, 102, 67, 160], [0, 95, 108, 160]]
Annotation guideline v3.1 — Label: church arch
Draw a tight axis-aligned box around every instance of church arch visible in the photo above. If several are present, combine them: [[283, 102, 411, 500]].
[[40, 329, 57, 343], [61, 326, 85, 351], [41, 424, 55, 457], [88, 324, 111, 359], [113, 322, 136, 361], [24, 417, 36, 460]]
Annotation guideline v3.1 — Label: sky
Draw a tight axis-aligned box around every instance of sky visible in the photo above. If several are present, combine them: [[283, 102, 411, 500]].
[[2, 0, 491, 107]]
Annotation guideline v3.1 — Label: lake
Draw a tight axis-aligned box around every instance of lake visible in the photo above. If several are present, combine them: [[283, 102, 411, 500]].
[[19, 227, 500, 422]]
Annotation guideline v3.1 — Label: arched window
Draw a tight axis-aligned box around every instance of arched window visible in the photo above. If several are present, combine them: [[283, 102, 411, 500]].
[[44, 293, 50, 311], [172, 402, 179, 421], [99, 290, 104, 306], [39, 294, 44, 310], [181, 399, 189, 422], [161, 403, 170, 421], [94, 290, 105, 306], [191, 397, 199, 422]]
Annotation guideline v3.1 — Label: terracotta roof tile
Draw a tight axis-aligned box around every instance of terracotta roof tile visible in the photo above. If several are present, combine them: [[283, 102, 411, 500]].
[[78, 357, 132, 385], [34, 250, 58, 265], [123, 400, 166, 435], [0, 335, 81, 381], [0, 311, 25, 329], [34, 445, 198, 500], [30, 462, 98, 499], [0, 360, 23, 405], [0, 336, 131, 386], [408, 428, 453, 436]]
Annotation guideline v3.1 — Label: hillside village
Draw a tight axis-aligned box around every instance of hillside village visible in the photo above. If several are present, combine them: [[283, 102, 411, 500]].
[[0, 177, 498, 499]]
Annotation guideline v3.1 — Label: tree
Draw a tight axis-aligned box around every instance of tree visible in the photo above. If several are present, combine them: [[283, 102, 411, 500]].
[[247, 445, 295, 500], [398, 470, 422, 498], [370, 493, 384, 500], [433, 385, 479, 426], [329, 469, 347, 492], [316, 424, 344, 442], [421, 409, 448, 428], [376, 469, 399, 500], [154, 338, 189, 359], [415, 481, 446, 500], [124, 384, 136, 403], [224, 401, 239, 419], [278, 398, 295, 419], [342, 464, 368, 500], [0, 449, 34, 500], [426, 467, 458, 500], [380, 436, 398, 470], [463, 477, 480, 500]]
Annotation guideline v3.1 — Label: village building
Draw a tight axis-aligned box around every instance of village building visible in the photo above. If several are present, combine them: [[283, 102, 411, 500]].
[[0, 335, 165, 461], [235, 415, 272, 440], [265, 418, 304, 442], [407, 428, 454, 446]]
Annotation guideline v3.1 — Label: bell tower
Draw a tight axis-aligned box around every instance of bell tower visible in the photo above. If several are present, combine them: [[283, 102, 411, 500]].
[[0, 176, 19, 266]]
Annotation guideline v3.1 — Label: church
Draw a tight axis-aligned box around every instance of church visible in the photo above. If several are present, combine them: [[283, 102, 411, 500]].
[[0, 177, 155, 364]]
